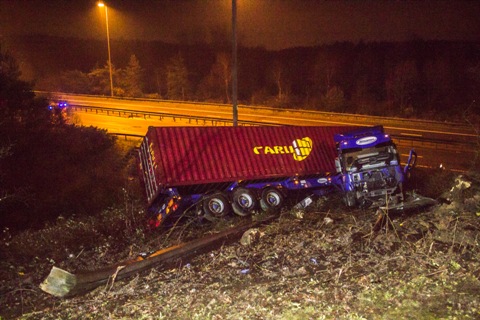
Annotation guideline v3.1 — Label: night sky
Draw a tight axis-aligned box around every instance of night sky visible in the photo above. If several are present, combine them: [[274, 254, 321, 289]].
[[1, 0, 479, 50]]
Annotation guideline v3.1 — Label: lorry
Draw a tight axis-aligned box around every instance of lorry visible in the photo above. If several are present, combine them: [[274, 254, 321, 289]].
[[137, 125, 416, 228], [334, 125, 416, 208]]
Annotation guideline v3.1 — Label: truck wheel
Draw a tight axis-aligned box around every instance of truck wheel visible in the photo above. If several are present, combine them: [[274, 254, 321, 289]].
[[232, 188, 257, 216], [203, 192, 230, 221], [260, 188, 284, 211]]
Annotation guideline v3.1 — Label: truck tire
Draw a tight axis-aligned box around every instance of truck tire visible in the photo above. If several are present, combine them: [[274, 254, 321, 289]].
[[203, 192, 230, 221], [260, 188, 284, 212], [232, 188, 257, 216]]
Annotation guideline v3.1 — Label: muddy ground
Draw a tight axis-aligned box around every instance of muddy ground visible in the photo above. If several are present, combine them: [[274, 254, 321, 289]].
[[1, 170, 479, 319]]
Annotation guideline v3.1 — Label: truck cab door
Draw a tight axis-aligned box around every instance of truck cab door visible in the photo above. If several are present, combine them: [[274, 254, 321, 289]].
[[404, 149, 417, 178]]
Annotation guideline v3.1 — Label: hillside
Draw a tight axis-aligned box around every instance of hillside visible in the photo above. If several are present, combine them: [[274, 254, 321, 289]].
[[1, 169, 479, 319]]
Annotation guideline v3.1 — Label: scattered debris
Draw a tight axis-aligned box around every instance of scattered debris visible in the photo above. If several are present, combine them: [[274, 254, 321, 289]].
[[1, 172, 479, 319], [39, 216, 276, 298], [240, 228, 261, 246]]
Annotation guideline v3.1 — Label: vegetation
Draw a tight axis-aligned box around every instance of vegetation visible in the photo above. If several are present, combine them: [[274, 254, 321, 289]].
[[166, 53, 190, 100], [0, 46, 131, 231], [4, 35, 479, 122], [0, 168, 479, 319]]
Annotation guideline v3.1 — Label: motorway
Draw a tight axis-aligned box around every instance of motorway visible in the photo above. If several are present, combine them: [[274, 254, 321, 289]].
[[48, 93, 478, 172], [52, 93, 477, 141]]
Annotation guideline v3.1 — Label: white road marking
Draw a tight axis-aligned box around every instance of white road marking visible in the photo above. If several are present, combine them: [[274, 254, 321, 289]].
[[400, 132, 423, 137]]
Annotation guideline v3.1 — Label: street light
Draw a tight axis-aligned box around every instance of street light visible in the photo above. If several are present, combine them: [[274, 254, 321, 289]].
[[232, 0, 238, 126], [98, 2, 114, 97]]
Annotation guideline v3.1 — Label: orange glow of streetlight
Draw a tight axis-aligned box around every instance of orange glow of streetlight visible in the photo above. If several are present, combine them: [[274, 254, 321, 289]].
[[97, 2, 114, 97]]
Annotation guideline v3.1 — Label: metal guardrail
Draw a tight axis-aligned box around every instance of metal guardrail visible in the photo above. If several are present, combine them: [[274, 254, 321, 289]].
[[92, 102, 473, 151], [70, 104, 284, 127], [39, 91, 476, 135], [391, 134, 471, 152], [110, 133, 144, 141]]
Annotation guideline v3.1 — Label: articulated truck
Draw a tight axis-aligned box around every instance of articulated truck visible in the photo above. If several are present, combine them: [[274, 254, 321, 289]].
[[137, 125, 416, 228]]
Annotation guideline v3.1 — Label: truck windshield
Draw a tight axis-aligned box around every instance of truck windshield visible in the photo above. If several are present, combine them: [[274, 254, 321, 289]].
[[342, 143, 398, 171]]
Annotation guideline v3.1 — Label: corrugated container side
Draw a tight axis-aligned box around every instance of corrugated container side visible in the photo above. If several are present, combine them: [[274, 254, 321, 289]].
[[138, 135, 159, 202], [142, 126, 354, 203]]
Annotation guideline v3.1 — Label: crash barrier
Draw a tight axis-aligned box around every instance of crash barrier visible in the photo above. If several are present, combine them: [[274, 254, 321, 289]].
[[69, 104, 278, 127], [38, 91, 475, 136]]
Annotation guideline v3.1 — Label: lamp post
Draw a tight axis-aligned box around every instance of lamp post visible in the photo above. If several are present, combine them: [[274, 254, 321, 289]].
[[98, 2, 114, 97], [232, 0, 238, 126]]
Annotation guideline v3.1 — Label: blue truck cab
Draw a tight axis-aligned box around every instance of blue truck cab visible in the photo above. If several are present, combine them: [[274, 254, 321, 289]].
[[334, 126, 416, 208]]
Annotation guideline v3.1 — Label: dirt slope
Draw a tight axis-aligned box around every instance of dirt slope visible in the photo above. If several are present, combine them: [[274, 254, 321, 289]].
[[1, 172, 479, 319]]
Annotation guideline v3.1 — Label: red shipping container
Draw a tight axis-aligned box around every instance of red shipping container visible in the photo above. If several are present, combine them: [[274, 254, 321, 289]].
[[138, 126, 353, 204]]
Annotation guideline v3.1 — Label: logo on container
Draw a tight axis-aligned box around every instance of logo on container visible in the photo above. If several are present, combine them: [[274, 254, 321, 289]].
[[253, 137, 313, 161], [356, 136, 377, 146]]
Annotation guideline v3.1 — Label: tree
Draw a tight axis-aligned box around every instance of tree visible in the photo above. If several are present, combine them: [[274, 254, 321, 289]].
[[312, 52, 338, 95], [120, 54, 144, 98], [0, 48, 16, 202], [386, 60, 419, 112], [423, 57, 454, 110], [350, 44, 387, 114], [37, 70, 90, 94], [0, 48, 127, 230], [268, 59, 291, 105], [212, 52, 231, 103], [0, 46, 45, 126], [322, 86, 346, 112], [88, 62, 118, 96], [271, 60, 285, 101], [0, 46, 53, 227], [167, 53, 190, 100], [197, 52, 231, 103]]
